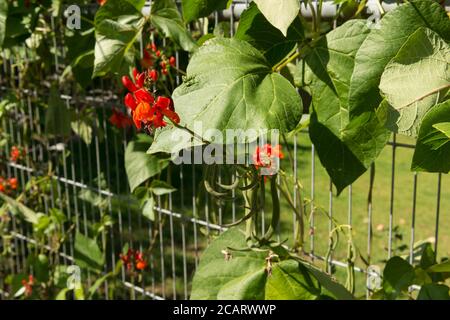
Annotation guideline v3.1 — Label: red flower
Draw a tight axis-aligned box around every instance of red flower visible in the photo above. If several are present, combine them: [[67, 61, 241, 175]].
[[169, 56, 176, 67], [141, 50, 153, 69], [0, 176, 18, 193], [136, 260, 147, 270], [253, 144, 284, 170], [97, 0, 107, 6], [149, 69, 158, 82], [21, 275, 34, 297], [119, 249, 147, 271], [121, 69, 180, 130], [133, 102, 153, 129], [8, 178, 18, 190], [10, 146, 23, 162], [134, 250, 147, 270], [109, 108, 132, 129]]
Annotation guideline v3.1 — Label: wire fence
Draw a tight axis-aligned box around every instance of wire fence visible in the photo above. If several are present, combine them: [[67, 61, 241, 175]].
[[0, 0, 449, 300]]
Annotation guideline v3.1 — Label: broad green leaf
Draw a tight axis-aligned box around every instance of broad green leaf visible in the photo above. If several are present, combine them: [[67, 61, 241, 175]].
[[45, 87, 73, 137], [142, 195, 156, 221], [71, 119, 93, 145], [0, 1, 7, 48], [433, 122, 450, 139], [349, 0, 450, 117], [0, 192, 39, 224], [182, 0, 231, 22], [190, 227, 351, 300], [1, 4, 39, 49], [150, 180, 176, 196], [417, 284, 450, 300], [172, 38, 302, 145], [55, 288, 70, 300], [147, 125, 204, 155], [125, 134, 170, 192], [235, 2, 304, 66], [190, 228, 267, 300], [151, 0, 198, 52], [382, 257, 415, 300], [74, 232, 104, 273], [217, 269, 267, 300], [265, 260, 320, 300], [65, 27, 95, 87], [380, 28, 450, 136], [305, 20, 388, 193], [427, 260, 450, 273], [253, 0, 300, 37], [419, 242, 436, 270], [93, 0, 146, 77], [412, 100, 450, 173], [305, 264, 355, 300]]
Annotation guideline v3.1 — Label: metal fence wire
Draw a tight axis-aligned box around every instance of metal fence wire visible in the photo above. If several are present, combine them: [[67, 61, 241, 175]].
[[0, 0, 449, 300]]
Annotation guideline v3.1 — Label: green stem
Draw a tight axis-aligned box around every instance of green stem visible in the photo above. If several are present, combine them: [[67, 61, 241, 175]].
[[273, 51, 300, 72]]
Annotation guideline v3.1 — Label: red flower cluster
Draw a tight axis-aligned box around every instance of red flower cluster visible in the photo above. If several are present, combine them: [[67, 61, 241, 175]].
[[21, 275, 34, 297], [120, 248, 148, 271], [122, 68, 180, 130], [253, 144, 284, 170], [109, 108, 132, 129], [10, 146, 24, 162], [0, 177, 18, 193], [142, 42, 176, 77]]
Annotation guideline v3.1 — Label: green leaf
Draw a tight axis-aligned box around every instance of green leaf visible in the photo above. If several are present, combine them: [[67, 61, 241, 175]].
[[419, 242, 436, 270], [1, 4, 39, 49], [55, 288, 70, 300], [217, 269, 267, 300], [427, 260, 450, 273], [253, 0, 300, 37], [147, 125, 204, 155], [171, 38, 302, 144], [265, 260, 320, 300], [417, 284, 450, 300], [412, 100, 450, 173], [65, 27, 95, 87], [382, 257, 415, 300], [0, 1, 7, 48], [305, 20, 388, 193], [379, 28, 450, 136], [45, 87, 73, 137], [74, 232, 104, 273], [235, 2, 304, 66], [87, 272, 114, 299], [349, 0, 450, 118], [304, 264, 355, 300], [151, 0, 198, 52], [190, 227, 349, 300], [125, 134, 170, 192], [93, 0, 146, 77], [150, 180, 176, 196], [182, 0, 231, 22], [190, 228, 267, 300], [142, 195, 156, 221], [0, 192, 39, 224], [71, 119, 93, 145], [433, 122, 450, 139]]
